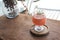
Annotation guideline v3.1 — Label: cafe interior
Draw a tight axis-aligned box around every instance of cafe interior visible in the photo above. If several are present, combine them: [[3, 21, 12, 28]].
[[0, 0, 60, 40]]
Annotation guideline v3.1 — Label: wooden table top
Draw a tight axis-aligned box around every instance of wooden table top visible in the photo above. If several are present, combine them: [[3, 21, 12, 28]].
[[0, 14, 60, 40]]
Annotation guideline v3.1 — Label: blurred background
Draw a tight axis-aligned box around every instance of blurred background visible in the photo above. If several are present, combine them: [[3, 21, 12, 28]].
[[0, 0, 60, 21]]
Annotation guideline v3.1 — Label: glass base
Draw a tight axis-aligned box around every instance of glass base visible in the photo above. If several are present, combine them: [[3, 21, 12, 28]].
[[6, 15, 18, 18], [5, 13, 19, 18], [34, 25, 45, 32]]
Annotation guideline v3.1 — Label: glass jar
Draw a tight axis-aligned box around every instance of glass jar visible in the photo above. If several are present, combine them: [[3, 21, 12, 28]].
[[3, 0, 19, 18], [32, 7, 46, 32]]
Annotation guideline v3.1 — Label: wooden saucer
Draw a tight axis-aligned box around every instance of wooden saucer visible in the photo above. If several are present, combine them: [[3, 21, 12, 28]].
[[30, 25, 49, 36]]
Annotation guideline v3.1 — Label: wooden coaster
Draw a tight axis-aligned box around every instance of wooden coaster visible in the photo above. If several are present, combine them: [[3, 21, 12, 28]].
[[30, 25, 49, 36]]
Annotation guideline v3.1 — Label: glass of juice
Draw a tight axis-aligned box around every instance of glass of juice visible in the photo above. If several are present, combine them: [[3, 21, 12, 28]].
[[32, 8, 46, 32]]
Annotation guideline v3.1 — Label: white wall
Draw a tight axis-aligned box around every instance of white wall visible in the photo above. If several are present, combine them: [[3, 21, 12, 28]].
[[0, 0, 2, 1], [38, 0, 60, 10]]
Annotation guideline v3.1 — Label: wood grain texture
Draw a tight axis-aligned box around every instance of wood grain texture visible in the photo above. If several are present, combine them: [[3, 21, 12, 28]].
[[0, 14, 60, 40]]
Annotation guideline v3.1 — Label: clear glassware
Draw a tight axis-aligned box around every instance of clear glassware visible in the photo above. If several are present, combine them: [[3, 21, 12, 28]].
[[32, 7, 46, 32], [3, 0, 19, 18]]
